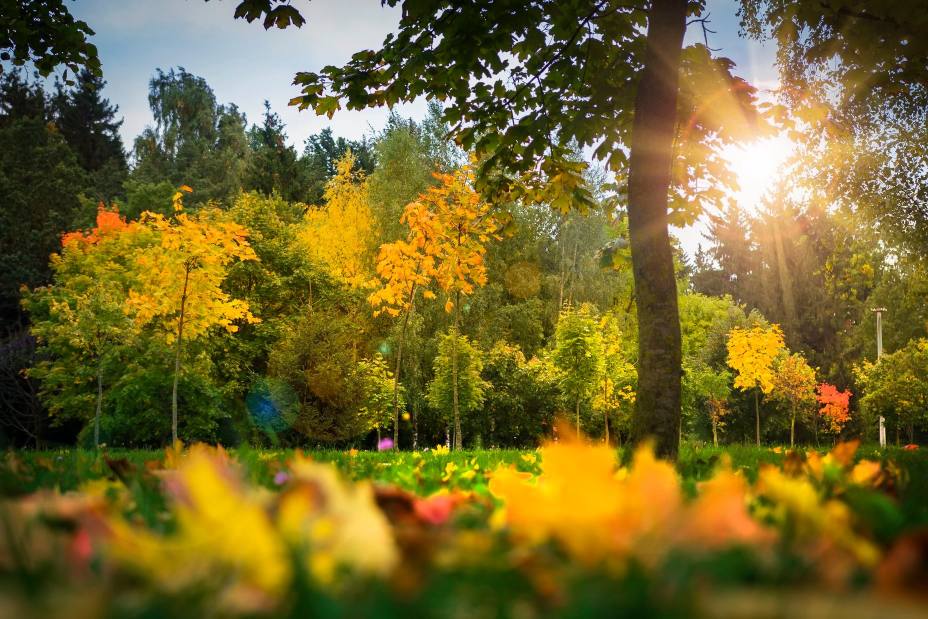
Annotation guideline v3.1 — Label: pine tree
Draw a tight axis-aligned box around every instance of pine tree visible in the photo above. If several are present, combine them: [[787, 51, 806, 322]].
[[52, 69, 128, 202]]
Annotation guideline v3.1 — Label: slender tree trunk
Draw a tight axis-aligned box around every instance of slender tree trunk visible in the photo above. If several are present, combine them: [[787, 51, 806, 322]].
[[451, 291, 462, 450], [754, 390, 761, 446], [412, 401, 419, 450], [712, 418, 718, 447], [172, 264, 191, 446], [790, 404, 796, 448], [603, 382, 610, 445], [576, 398, 581, 436], [94, 364, 103, 449], [392, 284, 417, 449], [627, 0, 687, 460]]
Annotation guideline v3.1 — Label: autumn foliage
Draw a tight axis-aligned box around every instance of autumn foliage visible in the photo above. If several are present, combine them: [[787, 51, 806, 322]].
[[817, 383, 852, 433]]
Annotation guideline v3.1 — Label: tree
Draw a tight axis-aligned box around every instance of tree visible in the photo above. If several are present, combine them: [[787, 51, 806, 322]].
[[244, 100, 306, 202], [553, 304, 605, 436], [132, 68, 248, 206], [24, 207, 143, 447], [126, 199, 259, 444], [52, 69, 128, 202], [816, 383, 852, 440], [427, 330, 487, 447], [855, 340, 928, 445], [0, 105, 89, 325], [771, 352, 817, 447], [726, 324, 785, 445], [256, 0, 768, 459], [300, 151, 377, 290], [368, 224, 437, 448], [683, 364, 731, 447], [594, 312, 636, 445], [428, 165, 501, 450], [356, 354, 404, 443], [303, 127, 375, 205]]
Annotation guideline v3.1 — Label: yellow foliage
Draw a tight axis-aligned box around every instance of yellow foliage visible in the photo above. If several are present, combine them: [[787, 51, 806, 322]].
[[368, 163, 501, 317], [489, 435, 769, 566], [126, 208, 260, 342], [300, 151, 377, 289], [726, 324, 786, 394]]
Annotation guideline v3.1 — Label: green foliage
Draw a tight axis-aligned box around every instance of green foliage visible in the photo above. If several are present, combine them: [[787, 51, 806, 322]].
[[132, 68, 248, 206], [856, 339, 928, 444], [0, 0, 100, 78], [267, 303, 379, 444], [356, 353, 403, 437], [428, 330, 487, 433], [0, 115, 89, 321], [552, 303, 605, 430]]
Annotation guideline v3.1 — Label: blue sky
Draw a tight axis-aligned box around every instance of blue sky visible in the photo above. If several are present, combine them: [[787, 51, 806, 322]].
[[72, 0, 779, 149]]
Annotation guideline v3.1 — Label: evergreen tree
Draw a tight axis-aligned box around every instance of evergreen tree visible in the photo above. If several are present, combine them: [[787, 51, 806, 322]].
[[52, 69, 128, 202], [132, 68, 248, 206], [244, 100, 305, 202]]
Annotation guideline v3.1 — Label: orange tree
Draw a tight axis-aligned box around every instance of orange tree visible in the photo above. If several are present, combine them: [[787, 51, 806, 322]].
[[726, 324, 785, 446], [816, 383, 852, 442], [771, 352, 817, 447], [368, 195, 441, 448], [126, 192, 259, 444], [370, 164, 499, 449], [429, 165, 501, 450]]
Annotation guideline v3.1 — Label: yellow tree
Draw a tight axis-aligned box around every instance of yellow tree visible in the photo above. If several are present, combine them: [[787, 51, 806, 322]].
[[428, 165, 501, 450], [301, 151, 377, 291], [771, 352, 818, 448], [726, 324, 785, 446], [127, 196, 260, 444], [593, 313, 636, 445], [368, 235, 437, 447]]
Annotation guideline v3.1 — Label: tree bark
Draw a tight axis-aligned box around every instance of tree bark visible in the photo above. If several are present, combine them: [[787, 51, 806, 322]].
[[392, 284, 417, 449], [171, 263, 191, 446], [790, 404, 796, 448], [627, 0, 687, 460], [576, 398, 581, 436], [451, 291, 462, 450], [94, 364, 103, 449], [754, 390, 761, 446]]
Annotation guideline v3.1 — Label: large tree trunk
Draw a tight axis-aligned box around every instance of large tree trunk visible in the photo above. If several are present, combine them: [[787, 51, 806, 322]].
[[627, 0, 687, 460], [171, 264, 191, 446]]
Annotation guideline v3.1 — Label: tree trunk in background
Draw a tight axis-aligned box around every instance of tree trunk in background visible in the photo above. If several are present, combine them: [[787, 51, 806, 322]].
[[392, 284, 417, 449], [171, 264, 191, 446], [451, 290, 462, 450], [754, 390, 761, 446], [627, 0, 687, 460], [790, 405, 796, 448], [94, 365, 103, 449], [575, 398, 581, 436]]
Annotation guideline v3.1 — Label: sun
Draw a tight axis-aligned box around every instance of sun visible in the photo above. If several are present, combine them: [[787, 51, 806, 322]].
[[722, 135, 795, 211]]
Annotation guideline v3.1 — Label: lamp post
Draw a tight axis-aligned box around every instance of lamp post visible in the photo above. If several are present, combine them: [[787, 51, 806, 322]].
[[870, 307, 887, 359], [871, 307, 888, 449]]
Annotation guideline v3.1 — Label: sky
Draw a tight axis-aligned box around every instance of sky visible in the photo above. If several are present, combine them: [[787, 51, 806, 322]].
[[68, 0, 782, 254]]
